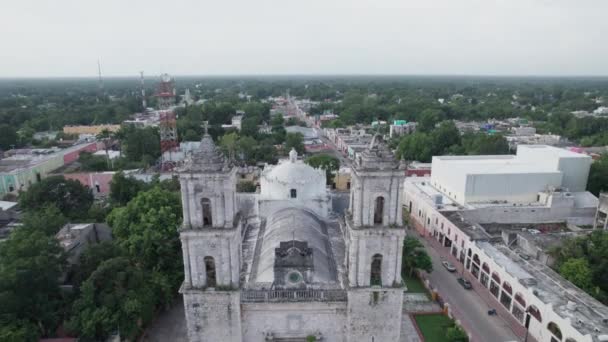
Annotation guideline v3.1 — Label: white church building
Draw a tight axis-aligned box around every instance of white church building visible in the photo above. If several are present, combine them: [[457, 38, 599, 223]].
[[177, 132, 408, 342]]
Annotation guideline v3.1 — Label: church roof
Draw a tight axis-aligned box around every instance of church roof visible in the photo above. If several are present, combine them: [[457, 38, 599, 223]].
[[180, 133, 229, 172], [253, 207, 337, 284]]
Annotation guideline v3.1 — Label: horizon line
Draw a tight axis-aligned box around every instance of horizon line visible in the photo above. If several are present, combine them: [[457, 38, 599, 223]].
[[2, 73, 608, 80]]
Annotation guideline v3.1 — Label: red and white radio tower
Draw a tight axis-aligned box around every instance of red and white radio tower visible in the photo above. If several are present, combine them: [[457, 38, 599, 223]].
[[156, 73, 178, 170]]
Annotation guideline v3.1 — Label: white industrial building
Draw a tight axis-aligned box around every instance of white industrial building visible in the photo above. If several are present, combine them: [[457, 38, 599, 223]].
[[404, 145, 607, 342], [431, 145, 592, 205]]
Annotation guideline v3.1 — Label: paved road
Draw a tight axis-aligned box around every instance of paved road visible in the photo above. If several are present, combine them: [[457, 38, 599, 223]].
[[417, 235, 520, 342]]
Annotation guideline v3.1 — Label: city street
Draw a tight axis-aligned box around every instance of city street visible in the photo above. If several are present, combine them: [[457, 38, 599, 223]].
[[415, 233, 521, 342]]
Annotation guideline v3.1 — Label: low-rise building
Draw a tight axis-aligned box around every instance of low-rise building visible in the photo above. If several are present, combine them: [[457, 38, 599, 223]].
[[63, 124, 121, 136], [56, 223, 113, 266], [404, 146, 607, 342], [389, 120, 417, 138], [0, 142, 99, 196]]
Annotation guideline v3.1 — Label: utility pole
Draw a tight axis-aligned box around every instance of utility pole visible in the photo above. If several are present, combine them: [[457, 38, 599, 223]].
[[140, 71, 147, 112], [97, 59, 104, 102]]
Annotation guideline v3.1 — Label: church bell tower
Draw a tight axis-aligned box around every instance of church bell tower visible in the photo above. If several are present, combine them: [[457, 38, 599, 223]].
[[345, 135, 406, 342], [178, 123, 242, 342]]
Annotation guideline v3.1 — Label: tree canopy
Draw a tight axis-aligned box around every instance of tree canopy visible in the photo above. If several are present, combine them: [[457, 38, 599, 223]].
[[19, 176, 93, 220], [550, 230, 608, 304], [0, 228, 66, 341], [402, 237, 433, 276], [587, 154, 608, 196], [285, 132, 305, 155], [305, 154, 340, 185]]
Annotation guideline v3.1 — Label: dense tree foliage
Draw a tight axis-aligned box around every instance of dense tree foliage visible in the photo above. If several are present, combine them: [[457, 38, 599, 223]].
[[587, 155, 608, 196], [305, 154, 340, 185], [402, 237, 433, 276], [106, 187, 183, 304], [285, 132, 305, 155], [121, 125, 161, 165], [109, 172, 148, 206], [0, 228, 66, 341], [397, 121, 510, 162], [67, 257, 157, 341], [550, 230, 608, 304], [19, 176, 93, 220], [20, 205, 67, 236]]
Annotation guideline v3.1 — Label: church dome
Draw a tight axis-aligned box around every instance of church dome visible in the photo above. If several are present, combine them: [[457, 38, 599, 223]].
[[260, 149, 326, 200]]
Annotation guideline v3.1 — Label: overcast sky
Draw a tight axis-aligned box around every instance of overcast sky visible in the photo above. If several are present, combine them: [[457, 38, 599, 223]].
[[1, 0, 607, 77]]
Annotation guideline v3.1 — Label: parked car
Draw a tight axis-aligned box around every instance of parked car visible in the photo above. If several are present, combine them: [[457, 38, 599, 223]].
[[442, 261, 456, 272], [457, 277, 472, 289]]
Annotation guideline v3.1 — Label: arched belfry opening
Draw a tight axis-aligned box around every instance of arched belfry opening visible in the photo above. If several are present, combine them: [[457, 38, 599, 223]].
[[373, 196, 385, 224], [204, 256, 216, 287], [201, 198, 212, 227], [370, 254, 383, 286]]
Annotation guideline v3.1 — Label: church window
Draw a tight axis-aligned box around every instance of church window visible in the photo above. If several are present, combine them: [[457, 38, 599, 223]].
[[370, 254, 383, 286], [204, 256, 216, 287], [201, 198, 212, 227], [290, 188, 297, 198], [374, 196, 384, 224]]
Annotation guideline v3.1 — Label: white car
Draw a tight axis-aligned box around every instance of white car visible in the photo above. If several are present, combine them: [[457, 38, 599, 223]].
[[442, 261, 457, 272]]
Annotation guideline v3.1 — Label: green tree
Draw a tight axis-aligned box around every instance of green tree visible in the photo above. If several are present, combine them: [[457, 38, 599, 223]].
[[550, 230, 608, 304], [19, 176, 93, 220], [430, 121, 461, 155], [109, 171, 148, 206], [397, 132, 434, 162], [402, 237, 433, 276], [106, 187, 182, 304], [122, 125, 160, 165], [66, 257, 156, 341], [587, 155, 608, 196], [305, 154, 340, 185], [70, 241, 123, 288], [285, 132, 305, 155], [271, 114, 285, 127], [20, 204, 67, 236], [78, 151, 110, 171], [219, 132, 239, 161], [418, 109, 443, 132], [0, 124, 19, 150], [445, 325, 468, 342], [0, 229, 66, 340], [559, 258, 594, 291], [237, 136, 258, 163], [461, 133, 510, 155]]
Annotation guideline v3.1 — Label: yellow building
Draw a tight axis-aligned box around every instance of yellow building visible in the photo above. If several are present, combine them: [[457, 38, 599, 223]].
[[63, 124, 121, 136], [333, 167, 351, 191]]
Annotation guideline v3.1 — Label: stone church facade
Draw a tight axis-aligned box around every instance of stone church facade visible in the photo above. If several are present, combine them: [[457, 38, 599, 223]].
[[178, 131, 408, 342]]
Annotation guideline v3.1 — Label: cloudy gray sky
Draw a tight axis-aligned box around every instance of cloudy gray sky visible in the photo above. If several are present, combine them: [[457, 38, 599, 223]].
[[1, 0, 607, 77]]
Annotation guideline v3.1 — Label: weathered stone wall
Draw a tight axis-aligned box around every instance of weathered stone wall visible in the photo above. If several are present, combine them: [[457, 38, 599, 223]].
[[182, 290, 242, 342], [181, 228, 241, 288], [351, 170, 404, 227], [346, 222, 406, 287], [346, 288, 404, 342], [241, 302, 347, 342]]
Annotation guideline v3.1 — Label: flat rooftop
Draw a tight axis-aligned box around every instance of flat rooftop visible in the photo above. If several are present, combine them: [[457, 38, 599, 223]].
[[404, 177, 461, 211], [491, 243, 608, 338], [441, 211, 491, 241]]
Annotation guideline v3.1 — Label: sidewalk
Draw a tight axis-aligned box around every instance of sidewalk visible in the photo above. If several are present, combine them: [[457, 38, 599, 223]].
[[419, 232, 536, 342]]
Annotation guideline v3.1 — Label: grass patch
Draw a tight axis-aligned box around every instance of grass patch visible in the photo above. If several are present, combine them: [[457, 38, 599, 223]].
[[403, 273, 428, 294], [414, 314, 455, 342]]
